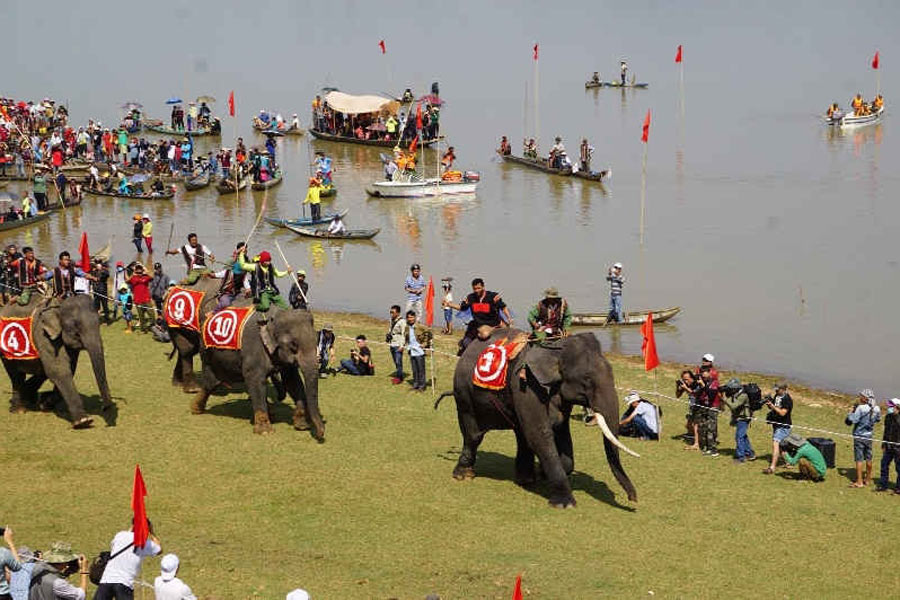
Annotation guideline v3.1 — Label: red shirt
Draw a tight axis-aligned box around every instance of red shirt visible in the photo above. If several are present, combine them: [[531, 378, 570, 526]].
[[127, 274, 152, 304]]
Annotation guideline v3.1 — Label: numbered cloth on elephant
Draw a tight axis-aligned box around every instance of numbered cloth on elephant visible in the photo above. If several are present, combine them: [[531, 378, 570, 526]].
[[202, 306, 255, 350], [164, 287, 205, 331], [0, 316, 39, 360], [472, 333, 529, 390]]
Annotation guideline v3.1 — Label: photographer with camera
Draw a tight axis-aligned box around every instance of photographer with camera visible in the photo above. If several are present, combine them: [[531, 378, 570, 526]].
[[0, 526, 22, 600], [720, 378, 756, 464], [338, 335, 374, 376], [29, 541, 89, 600], [676, 370, 703, 450], [694, 368, 721, 456], [780, 433, 827, 482], [762, 382, 793, 475], [846, 389, 881, 489], [387, 305, 405, 384]]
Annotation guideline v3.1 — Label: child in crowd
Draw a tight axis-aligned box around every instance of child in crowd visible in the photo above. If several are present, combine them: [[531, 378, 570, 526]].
[[117, 282, 134, 333], [846, 389, 881, 488], [441, 278, 453, 335]]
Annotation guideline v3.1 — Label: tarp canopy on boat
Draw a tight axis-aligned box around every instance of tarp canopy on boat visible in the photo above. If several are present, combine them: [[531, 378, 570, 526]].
[[323, 91, 399, 115]]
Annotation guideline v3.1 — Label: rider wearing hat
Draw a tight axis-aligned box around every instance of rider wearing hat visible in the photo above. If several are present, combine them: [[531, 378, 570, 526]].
[[527, 286, 572, 338], [237, 250, 291, 312]]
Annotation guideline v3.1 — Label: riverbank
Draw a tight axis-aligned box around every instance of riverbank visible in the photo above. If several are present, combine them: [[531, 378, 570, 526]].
[[2, 310, 895, 599]]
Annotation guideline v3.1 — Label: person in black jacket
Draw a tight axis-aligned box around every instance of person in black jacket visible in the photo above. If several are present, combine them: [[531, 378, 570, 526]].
[[91, 259, 111, 323], [877, 397, 900, 493], [289, 270, 309, 310]]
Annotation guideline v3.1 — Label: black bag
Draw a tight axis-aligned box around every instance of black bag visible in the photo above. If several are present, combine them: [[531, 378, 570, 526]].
[[744, 383, 764, 412], [89, 541, 133, 585]]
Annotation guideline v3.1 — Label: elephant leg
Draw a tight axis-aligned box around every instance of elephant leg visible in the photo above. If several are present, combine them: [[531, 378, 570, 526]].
[[247, 376, 273, 435], [179, 352, 199, 393], [282, 367, 309, 431], [271, 371, 287, 402], [191, 363, 218, 414], [4, 360, 27, 413], [453, 409, 483, 480], [521, 421, 575, 508], [555, 405, 575, 476], [514, 428, 537, 485], [43, 361, 91, 428]]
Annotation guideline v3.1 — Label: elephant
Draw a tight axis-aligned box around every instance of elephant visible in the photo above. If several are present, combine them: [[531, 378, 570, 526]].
[[442, 327, 638, 507], [167, 277, 221, 392], [190, 303, 324, 440], [1, 293, 114, 428]]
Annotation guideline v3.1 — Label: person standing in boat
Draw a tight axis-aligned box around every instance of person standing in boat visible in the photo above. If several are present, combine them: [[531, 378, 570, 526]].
[[441, 147, 456, 173], [549, 136, 565, 169], [523, 138, 537, 159], [606, 262, 624, 322], [304, 177, 323, 222], [579, 138, 593, 173], [620, 60, 628, 86], [498, 136, 511, 156], [591, 71, 601, 84]]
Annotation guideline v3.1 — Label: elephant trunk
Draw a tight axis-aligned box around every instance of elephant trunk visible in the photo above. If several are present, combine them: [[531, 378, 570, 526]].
[[300, 355, 324, 441], [591, 414, 640, 458], [87, 335, 113, 409], [588, 377, 639, 502]]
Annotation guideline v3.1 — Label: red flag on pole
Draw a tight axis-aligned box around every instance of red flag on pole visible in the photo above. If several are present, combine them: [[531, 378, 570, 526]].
[[415, 102, 423, 130], [78, 232, 90, 272], [379, 39, 386, 54], [228, 91, 235, 117], [640, 313, 660, 371], [512, 575, 523, 600], [641, 109, 651, 143], [675, 45, 683, 63], [872, 51, 879, 70], [408, 135, 418, 153], [533, 43, 539, 61], [132, 465, 149, 548], [424, 276, 434, 327]]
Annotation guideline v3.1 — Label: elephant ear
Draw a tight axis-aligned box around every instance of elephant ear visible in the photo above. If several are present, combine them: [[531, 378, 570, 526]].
[[40, 307, 62, 340], [521, 344, 562, 389]]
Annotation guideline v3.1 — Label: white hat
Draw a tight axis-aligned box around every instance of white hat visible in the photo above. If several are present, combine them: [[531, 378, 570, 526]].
[[286, 590, 310, 600], [887, 398, 900, 408], [613, 262, 623, 269], [702, 353, 715, 362], [160, 554, 179, 581], [623, 391, 641, 405], [142, 213, 150, 219]]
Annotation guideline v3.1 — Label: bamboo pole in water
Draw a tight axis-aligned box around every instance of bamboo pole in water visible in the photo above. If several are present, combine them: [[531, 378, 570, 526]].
[[639, 142, 648, 246]]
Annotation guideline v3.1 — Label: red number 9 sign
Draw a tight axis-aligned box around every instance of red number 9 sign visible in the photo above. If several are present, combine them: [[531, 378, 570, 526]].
[[164, 288, 203, 331]]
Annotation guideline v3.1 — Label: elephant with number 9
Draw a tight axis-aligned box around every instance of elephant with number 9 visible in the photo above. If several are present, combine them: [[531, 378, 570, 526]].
[[2, 294, 114, 428], [444, 328, 638, 508]]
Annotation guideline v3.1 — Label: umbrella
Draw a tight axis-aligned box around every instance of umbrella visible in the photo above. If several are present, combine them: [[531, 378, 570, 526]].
[[121, 102, 143, 110], [417, 94, 444, 106], [129, 174, 150, 184], [367, 123, 387, 132], [165, 97, 183, 105], [196, 95, 216, 103]]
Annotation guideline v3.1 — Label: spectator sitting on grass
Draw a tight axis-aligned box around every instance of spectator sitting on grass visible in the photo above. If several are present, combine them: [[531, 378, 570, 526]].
[[846, 389, 881, 489], [877, 397, 900, 493], [779, 433, 827, 482], [762, 382, 793, 475], [720, 378, 756, 464], [29, 541, 88, 600], [0, 526, 22, 600], [338, 335, 373, 376], [154, 554, 196, 600], [618, 391, 659, 440]]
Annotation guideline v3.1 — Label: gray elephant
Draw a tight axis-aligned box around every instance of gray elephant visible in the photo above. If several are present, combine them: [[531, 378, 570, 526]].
[[166, 277, 220, 392], [442, 328, 638, 507], [1, 294, 114, 428], [190, 302, 324, 440]]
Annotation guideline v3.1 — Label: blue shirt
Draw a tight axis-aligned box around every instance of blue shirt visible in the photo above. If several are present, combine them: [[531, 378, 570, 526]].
[[407, 324, 424, 357], [9, 559, 33, 600], [405, 274, 425, 302], [0, 546, 22, 595], [846, 404, 881, 438]]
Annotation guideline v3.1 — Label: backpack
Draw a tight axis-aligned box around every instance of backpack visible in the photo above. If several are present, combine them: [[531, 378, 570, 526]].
[[89, 541, 133, 585], [744, 383, 764, 412]]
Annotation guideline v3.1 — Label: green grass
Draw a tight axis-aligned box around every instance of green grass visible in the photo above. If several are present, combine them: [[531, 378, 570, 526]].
[[2, 312, 898, 599]]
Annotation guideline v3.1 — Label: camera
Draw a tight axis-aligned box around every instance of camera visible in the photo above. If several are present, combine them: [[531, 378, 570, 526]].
[[0, 527, 5, 536]]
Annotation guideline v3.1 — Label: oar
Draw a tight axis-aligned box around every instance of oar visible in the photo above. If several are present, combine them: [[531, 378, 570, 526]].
[[274, 240, 308, 307]]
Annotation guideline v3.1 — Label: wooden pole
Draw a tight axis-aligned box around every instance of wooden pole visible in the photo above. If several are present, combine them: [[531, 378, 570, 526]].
[[534, 54, 540, 151], [274, 240, 309, 306], [639, 142, 648, 246]]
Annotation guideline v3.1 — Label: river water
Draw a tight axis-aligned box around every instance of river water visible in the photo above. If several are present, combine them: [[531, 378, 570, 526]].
[[3, 1, 899, 394]]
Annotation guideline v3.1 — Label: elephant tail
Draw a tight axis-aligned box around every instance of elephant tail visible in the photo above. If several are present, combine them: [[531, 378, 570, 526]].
[[166, 345, 177, 361], [433, 391, 454, 410], [603, 436, 638, 503]]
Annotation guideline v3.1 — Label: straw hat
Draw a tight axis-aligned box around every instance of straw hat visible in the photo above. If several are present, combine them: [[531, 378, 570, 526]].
[[43, 542, 78, 564]]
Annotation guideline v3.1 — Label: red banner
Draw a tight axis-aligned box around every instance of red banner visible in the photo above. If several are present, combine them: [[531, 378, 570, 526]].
[[533, 43, 539, 61], [132, 465, 149, 549], [202, 306, 255, 350], [0, 316, 39, 360], [872, 51, 879, 70], [641, 109, 651, 143], [164, 287, 205, 331], [640, 312, 660, 371], [228, 90, 235, 117], [379, 39, 386, 54], [473, 342, 513, 390], [675, 44, 683, 63]]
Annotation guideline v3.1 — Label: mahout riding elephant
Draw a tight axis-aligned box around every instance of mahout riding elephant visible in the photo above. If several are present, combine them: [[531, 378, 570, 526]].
[[190, 304, 324, 440], [1, 294, 114, 428], [442, 327, 638, 507]]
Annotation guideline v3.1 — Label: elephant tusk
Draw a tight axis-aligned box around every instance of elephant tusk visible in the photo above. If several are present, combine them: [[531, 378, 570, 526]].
[[589, 414, 641, 458]]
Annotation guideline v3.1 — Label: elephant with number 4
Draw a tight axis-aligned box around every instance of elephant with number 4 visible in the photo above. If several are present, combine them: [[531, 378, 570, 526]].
[[1, 294, 114, 428], [190, 302, 324, 440], [441, 327, 638, 507]]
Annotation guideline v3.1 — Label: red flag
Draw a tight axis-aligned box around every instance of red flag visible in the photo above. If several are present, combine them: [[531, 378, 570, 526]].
[[675, 45, 683, 63], [533, 43, 539, 61], [379, 39, 386, 54], [424, 276, 434, 327], [408, 135, 418, 153], [641, 109, 651, 143], [132, 465, 149, 548], [872, 51, 879, 70], [78, 232, 90, 272], [228, 90, 235, 117], [640, 313, 660, 371], [512, 575, 523, 600], [415, 102, 423, 130]]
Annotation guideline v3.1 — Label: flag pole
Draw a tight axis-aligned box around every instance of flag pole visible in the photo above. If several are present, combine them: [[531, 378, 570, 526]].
[[639, 141, 648, 246], [534, 47, 540, 152]]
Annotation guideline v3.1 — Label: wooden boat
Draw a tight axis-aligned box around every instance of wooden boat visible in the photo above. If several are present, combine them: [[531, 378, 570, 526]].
[[570, 306, 681, 327], [284, 224, 380, 240], [144, 123, 220, 137], [84, 186, 176, 200], [309, 128, 440, 148], [0, 211, 51, 232], [825, 106, 884, 128], [0, 174, 31, 182], [216, 175, 248, 194], [502, 154, 609, 182], [184, 171, 211, 191], [250, 172, 283, 190], [266, 208, 349, 228], [367, 177, 478, 197], [92, 243, 112, 263], [603, 81, 649, 89], [573, 168, 611, 183], [253, 123, 305, 136]]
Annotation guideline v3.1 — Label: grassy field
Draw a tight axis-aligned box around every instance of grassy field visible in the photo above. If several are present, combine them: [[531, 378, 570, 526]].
[[2, 311, 898, 599]]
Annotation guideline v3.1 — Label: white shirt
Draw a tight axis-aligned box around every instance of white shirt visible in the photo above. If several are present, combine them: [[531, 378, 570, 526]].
[[327, 219, 346, 235], [154, 575, 197, 600], [181, 244, 212, 271], [74, 275, 90, 294], [89, 165, 99, 179], [52, 577, 86, 599], [99, 531, 161, 587], [633, 401, 659, 434]]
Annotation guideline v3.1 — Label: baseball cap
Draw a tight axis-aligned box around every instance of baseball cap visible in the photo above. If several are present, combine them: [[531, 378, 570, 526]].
[[286, 590, 310, 600], [160, 554, 179, 581], [613, 262, 623, 269], [702, 353, 714, 362], [410, 263, 421, 270]]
